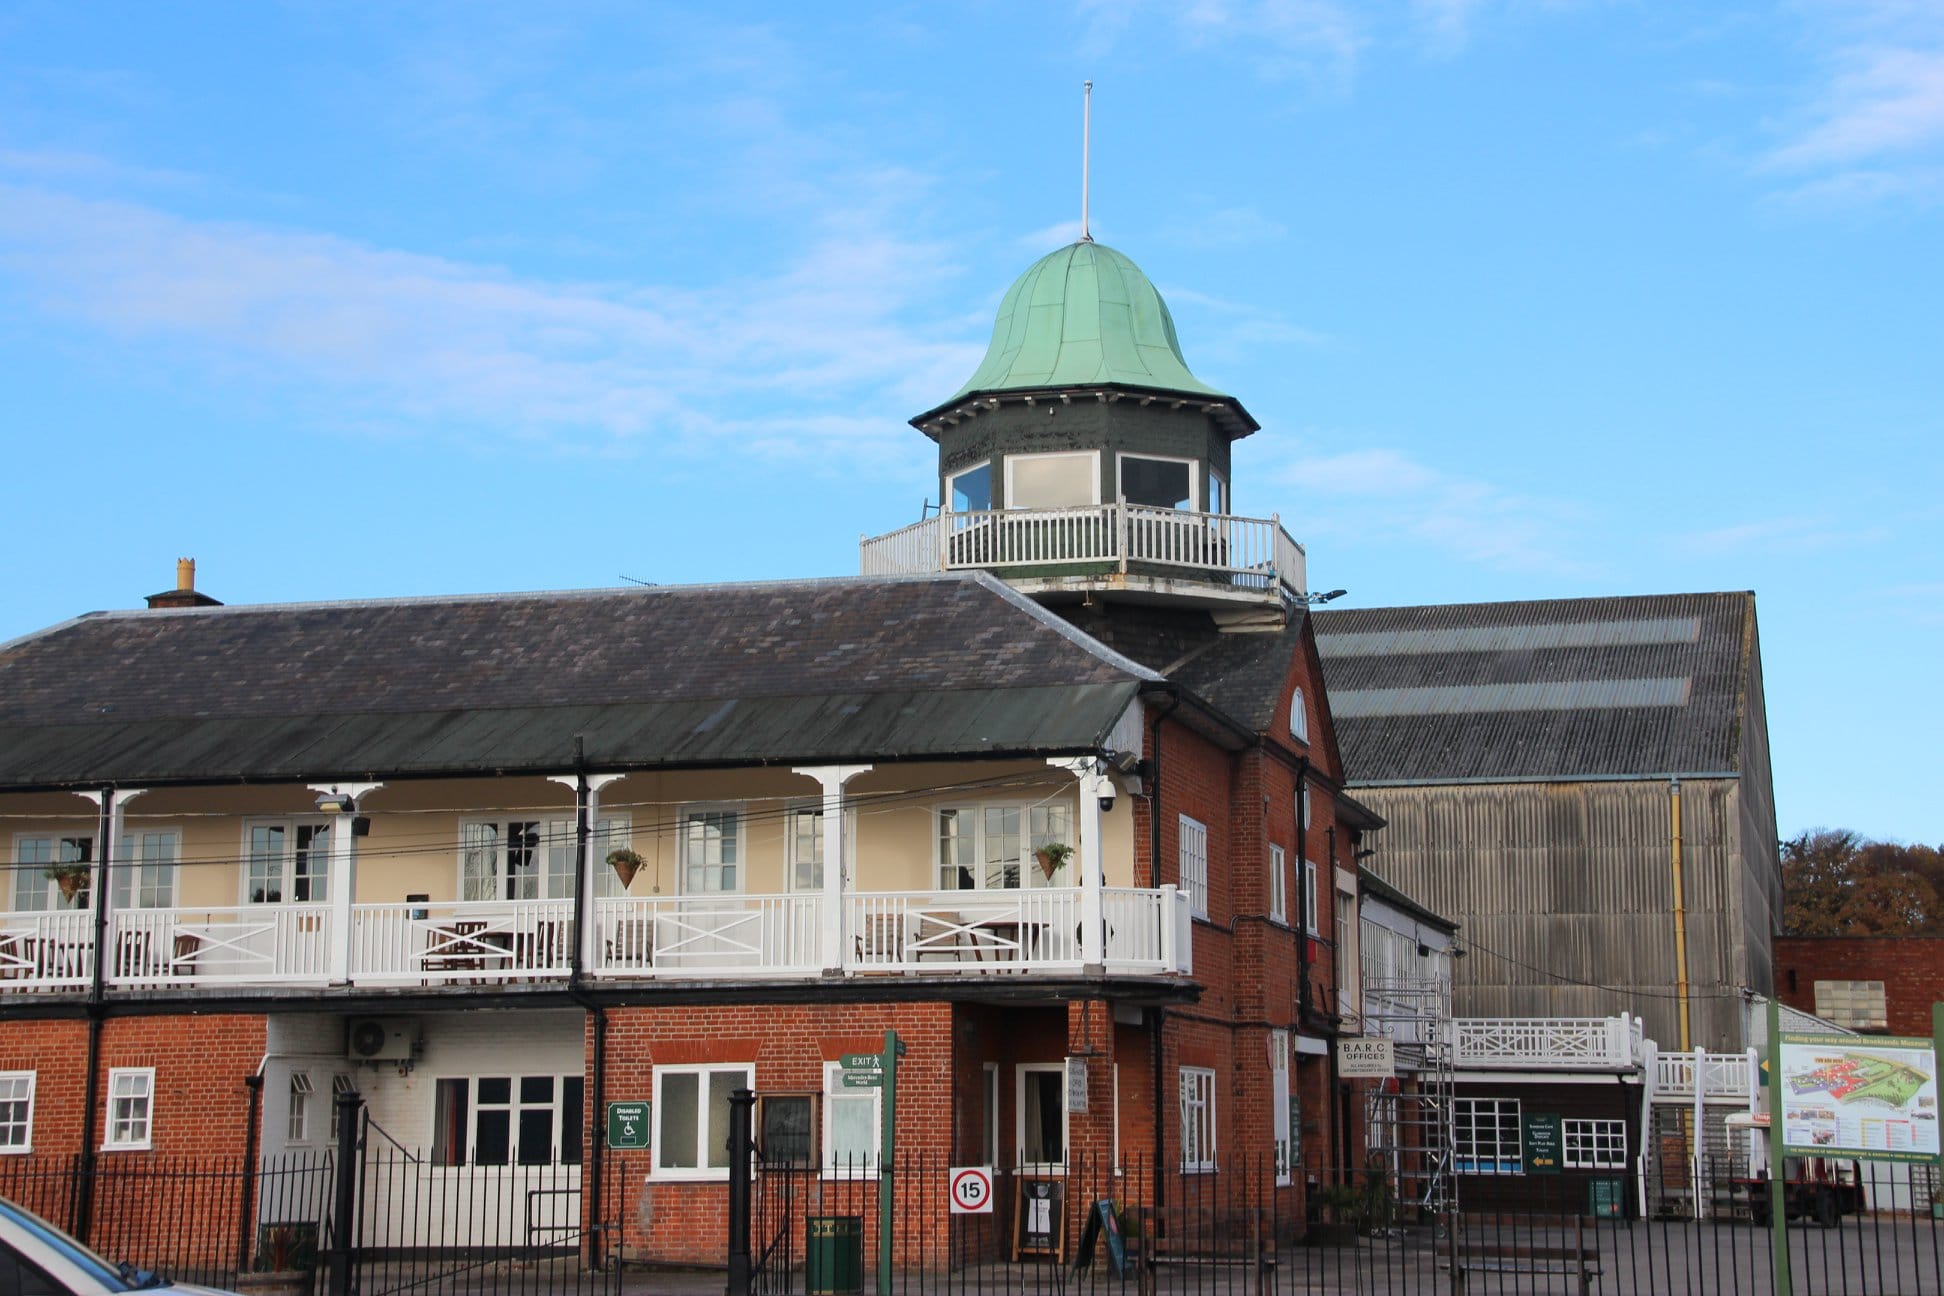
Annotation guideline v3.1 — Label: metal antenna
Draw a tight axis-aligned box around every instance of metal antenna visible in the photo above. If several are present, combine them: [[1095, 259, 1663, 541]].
[[1081, 80, 1093, 243]]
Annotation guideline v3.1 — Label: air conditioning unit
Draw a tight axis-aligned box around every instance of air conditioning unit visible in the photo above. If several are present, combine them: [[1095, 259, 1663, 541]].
[[346, 1017, 418, 1062]]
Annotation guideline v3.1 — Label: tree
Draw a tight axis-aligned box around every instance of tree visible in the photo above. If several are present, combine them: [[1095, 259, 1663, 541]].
[[1782, 829, 1944, 936]]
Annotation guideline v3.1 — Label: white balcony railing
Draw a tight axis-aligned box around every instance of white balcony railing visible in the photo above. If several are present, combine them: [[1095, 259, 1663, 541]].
[[860, 504, 1306, 602], [1655, 1050, 1753, 1101], [0, 909, 94, 990], [0, 885, 1194, 992], [1449, 1016, 1643, 1071]]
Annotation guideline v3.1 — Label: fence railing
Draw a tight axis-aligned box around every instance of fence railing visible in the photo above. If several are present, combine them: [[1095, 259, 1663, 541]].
[[1449, 1015, 1642, 1069], [1655, 1048, 1756, 1100], [859, 503, 1307, 601], [0, 907, 93, 989], [110, 904, 336, 986]]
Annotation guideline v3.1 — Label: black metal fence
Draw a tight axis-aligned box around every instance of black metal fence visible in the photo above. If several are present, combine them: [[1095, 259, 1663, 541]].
[[2, 1146, 1937, 1294]]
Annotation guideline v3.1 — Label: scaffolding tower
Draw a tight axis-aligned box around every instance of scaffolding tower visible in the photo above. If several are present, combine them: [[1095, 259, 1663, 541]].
[[1360, 973, 1457, 1222]]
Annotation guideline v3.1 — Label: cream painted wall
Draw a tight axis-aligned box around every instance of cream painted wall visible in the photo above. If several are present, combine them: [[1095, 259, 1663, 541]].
[[2, 758, 1144, 911]]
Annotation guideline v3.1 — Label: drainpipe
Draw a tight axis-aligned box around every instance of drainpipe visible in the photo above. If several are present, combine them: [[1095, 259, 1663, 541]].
[[1294, 760, 1312, 1020], [74, 787, 116, 1243], [1669, 779, 1692, 1052], [1147, 692, 1179, 1218]]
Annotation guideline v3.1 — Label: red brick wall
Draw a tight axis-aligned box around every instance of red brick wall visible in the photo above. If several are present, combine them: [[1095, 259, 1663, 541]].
[[1774, 936, 1944, 1036], [0, 1013, 264, 1159]]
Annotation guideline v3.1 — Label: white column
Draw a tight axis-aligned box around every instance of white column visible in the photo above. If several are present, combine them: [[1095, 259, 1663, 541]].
[[792, 765, 872, 974], [1049, 757, 1112, 968], [309, 782, 382, 984], [75, 788, 145, 983], [551, 773, 625, 974], [1692, 1045, 1710, 1219]]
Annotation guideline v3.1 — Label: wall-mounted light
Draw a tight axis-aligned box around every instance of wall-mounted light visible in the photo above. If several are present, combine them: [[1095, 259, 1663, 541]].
[[315, 789, 356, 816]]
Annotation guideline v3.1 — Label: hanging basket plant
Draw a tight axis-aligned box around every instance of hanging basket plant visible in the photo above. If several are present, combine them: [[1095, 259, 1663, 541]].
[[606, 847, 645, 889], [1034, 842, 1073, 880], [44, 862, 90, 902]]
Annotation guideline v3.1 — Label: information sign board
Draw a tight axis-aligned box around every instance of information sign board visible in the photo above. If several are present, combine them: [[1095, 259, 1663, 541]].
[[605, 1101, 650, 1150], [1779, 1033, 1940, 1163], [1337, 1038, 1395, 1079], [1522, 1112, 1562, 1174]]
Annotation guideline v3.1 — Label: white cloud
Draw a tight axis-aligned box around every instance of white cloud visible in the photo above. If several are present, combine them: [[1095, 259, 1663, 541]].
[[1272, 445, 1590, 572], [1675, 515, 1892, 557], [0, 181, 978, 458]]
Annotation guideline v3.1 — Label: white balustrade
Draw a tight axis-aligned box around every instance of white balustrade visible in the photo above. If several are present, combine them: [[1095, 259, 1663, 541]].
[[1449, 1017, 1642, 1070], [0, 909, 94, 990], [110, 905, 337, 986], [857, 504, 1306, 599], [1656, 1050, 1753, 1100], [845, 889, 1081, 973], [589, 894, 821, 979], [350, 899, 575, 984]]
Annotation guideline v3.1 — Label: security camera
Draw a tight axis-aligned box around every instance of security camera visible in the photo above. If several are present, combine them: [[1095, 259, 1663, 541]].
[[1098, 791, 1116, 814]]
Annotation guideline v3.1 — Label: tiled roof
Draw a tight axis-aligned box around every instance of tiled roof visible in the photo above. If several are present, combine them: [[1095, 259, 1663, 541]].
[[0, 572, 1157, 789], [1314, 592, 1758, 783]]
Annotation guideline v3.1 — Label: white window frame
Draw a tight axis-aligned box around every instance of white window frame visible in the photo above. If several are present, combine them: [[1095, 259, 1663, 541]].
[[821, 1061, 881, 1179], [329, 1074, 354, 1141], [785, 805, 855, 893], [9, 833, 94, 912], [104, 1067, 154, 1151], [1269, 1033, 1291, 1186], [1208, 469, 1228, 516], [679, 804, 744, 896], [1289, 685, 1309, 743], [1268, 844, 1287, 924], [459, 819, 544, 902], [1178, 815, 1209, 918], [936, 802, 1074, 891], [1179, 1067, 1217, 1173], [1302, 857, 1319, 936], [1017, 1063, 1069, 1173], [431, 1073, 585, 1167], [1563, 1118, 1627, 1170], [1004, 449, 1100, 510], [1115, 451, 1200, 511], [652, 1063, 754, 1180], [241, 819, 333, 905], [288, 1072, 313, 1144], [982, 1062, 1000, 1168], [947, 461, 993, 514], [113, 831, 180, 910], [1453, 1098, 1522, 1175], [0, 1072, 35, 1153]]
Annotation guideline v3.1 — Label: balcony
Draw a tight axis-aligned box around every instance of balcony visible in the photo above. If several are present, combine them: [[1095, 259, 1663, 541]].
[[0, 886, 1192, 994], [1653, 1049, 1755, 1102], [860, 504, 1307, 609], [1448, 1016, 1646, 1072]]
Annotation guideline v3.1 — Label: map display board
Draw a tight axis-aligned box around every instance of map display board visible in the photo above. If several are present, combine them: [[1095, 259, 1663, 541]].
[[1779, 1033, 1939, 1163]]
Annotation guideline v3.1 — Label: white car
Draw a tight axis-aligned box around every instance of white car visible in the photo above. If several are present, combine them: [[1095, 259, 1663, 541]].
[[0, 1198, 243, 1295]]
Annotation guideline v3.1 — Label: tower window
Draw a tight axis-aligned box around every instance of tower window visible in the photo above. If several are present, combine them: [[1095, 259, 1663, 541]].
[[1118, 454, 1196, 510], [1006, 452, 1098, 509], [948, 462, 991, 513]]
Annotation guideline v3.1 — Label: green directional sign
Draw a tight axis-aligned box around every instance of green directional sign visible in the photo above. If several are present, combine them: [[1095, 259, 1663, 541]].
[[839, 1053, 881, 1069], [606, 1100, 650, 1149], [1523, 1113, 1562, 1175], [841, 1052, 884, 1088]]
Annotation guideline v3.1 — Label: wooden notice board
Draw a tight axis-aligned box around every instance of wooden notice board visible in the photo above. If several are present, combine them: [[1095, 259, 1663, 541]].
[[1013, 1177, 1066, 1262]]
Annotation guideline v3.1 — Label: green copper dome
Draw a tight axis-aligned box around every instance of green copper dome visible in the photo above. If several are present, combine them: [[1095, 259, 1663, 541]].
[[950, 241, 1231, 402]]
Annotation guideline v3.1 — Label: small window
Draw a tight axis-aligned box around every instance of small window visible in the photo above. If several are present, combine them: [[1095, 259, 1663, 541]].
[[759, 1095, 815, 1167], [680, 807, 742, 895], [823, 1062, 880, 1178], [1006, 451, 1098, 510], [1178, 816, 1209, 918], [1289, 686, 1309, 743], [0, 1073, 35, 1153], [1812, 980, 1888, 1030], [9, 835, 93, 912], [1018, 1064, 1067, 1171], [1563, 1118, 1627, 1169], [113, 832, 179, 910], [430, 1075, 584, 1167], [948, 462, 992, 513], [1268, 845, 1287, 924], [288, 1073, 313, 1144], [1209, 471, 1228, 516], [1454, 1098, 1522, 1174], [1117, 454, 1196, 510], [654, 1064, 753, 1178], [1179, 1067, 1217, 1173], [1303, 857, 1319, 936], [105, 1068, 154, 1151]]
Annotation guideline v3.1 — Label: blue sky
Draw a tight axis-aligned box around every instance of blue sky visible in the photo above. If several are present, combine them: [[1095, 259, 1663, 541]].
[[2, 2, 1938, 844]]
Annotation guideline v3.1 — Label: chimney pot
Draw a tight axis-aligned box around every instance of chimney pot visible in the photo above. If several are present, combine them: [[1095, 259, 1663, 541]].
[[177, 557, 195, 591]]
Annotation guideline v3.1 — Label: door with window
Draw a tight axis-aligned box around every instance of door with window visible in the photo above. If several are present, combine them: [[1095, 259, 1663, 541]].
[[668, 807, 751, 967]]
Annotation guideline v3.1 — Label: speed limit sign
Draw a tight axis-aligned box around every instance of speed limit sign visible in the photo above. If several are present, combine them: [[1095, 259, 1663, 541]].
[[948, 1165, 994, 1214]]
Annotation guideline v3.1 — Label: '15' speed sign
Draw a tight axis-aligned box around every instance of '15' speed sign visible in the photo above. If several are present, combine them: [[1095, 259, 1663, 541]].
[[949, 1166, 994, 1214]]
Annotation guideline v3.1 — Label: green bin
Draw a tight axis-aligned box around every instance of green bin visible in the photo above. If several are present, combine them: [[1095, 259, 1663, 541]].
[[1589, 1178, 1625, 1220], [807, 1215, 864, 1295]]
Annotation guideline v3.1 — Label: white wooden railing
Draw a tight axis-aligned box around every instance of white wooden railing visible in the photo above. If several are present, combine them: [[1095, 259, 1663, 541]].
[[1, 886, 1194, 990], [111, 905, 337, 986], [1448, 1016, 1644, 1070], [0, 909, 94, 989], [860, 504, 1306, 600], [349, 899, 575, 984], [1654, 1050, 1753, 1101]]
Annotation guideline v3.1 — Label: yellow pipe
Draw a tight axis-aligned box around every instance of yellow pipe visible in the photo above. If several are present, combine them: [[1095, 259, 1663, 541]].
[[1670, 778, 1692, 1051]]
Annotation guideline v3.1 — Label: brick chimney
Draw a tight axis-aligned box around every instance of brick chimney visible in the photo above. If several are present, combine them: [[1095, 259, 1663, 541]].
[[146, 557, 223, 609]]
